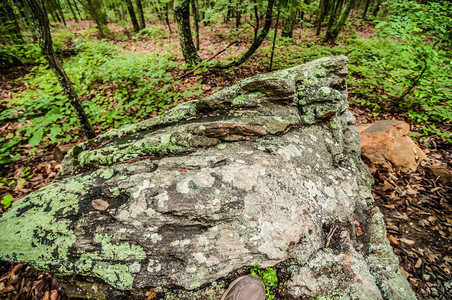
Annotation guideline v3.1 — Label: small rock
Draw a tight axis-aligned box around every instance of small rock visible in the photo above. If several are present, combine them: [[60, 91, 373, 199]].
[[423, 274, 431, 281], [426, 164, 452, 186], [358, 120, 427, 173]]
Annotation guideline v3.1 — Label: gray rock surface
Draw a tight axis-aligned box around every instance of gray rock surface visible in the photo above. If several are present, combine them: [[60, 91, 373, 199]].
[[0, 56, 416, 299]]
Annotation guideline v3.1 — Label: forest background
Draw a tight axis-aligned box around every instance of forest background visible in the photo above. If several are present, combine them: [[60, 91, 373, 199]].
[[0, 0, 451, 298]]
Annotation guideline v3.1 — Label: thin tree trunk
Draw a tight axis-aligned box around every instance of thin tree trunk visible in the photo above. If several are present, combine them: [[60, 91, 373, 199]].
[[372, 0, 382, 17], [174, 0, 202, 65], [24, 0, 96, 139], [165, 2, 172, 33], [15, 0, 35, 36], [254, 0, 259, 41], [282, 0, 297, 38], [56, 0, 67, 25], [316, 0, 329, 36], [125, 0, 139, 32], [82, 0, 106, 38], [325, 0, 344, 37], [362, 0, 370, 19], [210, 0, 275, 69], [235, 0, 242, 28], [46, 0, 62, 23], [71, 0, 82, 20], [66, 0, 78, 21], [190, 0, 200, 50], [135, 0, 145, 29], [269, 7, 280, 71], [325, 0, 356, 42]]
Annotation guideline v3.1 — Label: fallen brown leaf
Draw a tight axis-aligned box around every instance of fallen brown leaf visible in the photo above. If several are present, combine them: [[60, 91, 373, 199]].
[[387, 234, 398, 246]]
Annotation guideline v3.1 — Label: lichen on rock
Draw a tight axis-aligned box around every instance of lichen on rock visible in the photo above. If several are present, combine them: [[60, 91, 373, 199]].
[[0, 56, 416, 299]]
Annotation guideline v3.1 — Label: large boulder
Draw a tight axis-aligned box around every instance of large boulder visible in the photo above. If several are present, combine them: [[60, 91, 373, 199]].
[[0, 57, 416, 299]]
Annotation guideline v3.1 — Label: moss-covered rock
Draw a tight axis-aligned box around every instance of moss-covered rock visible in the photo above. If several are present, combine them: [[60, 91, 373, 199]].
[[0, 56, 415, 299]]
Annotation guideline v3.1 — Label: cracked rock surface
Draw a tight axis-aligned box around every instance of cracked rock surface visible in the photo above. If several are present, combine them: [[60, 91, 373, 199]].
[[0, 56, 416, 299]]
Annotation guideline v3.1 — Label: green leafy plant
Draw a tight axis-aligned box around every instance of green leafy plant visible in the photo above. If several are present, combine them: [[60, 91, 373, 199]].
[[1, 194, 13, 209], [250, 264, 278, 300]]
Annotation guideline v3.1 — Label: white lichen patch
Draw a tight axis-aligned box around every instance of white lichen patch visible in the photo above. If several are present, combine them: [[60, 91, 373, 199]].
[[194, 252, 207, 264], [277, 144, 303, 160], [147, 259, 162, 273], [323, 186, 336, 198], [156, 191, 169, 208], [132, 179, 151, 198], [177, 170, 215, 194]]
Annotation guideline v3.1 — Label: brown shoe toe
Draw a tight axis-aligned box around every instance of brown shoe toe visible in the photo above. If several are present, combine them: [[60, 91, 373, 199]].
[[221, 275, 266, 300]]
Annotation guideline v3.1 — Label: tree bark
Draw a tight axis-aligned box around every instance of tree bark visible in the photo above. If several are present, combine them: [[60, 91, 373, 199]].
[[325, 0, 344, 38], [174, 0, 202, 65], [135, 0, 145, 29], [316, 0, 329, 35], [190, 0, 200, 50], [325, 0, 356, 42], [125, 0, 139, 32], [24, 0, 96, 139]]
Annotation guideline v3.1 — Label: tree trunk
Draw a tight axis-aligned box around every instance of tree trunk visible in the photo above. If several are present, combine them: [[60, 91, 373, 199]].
[[174, 0, 202, 65], [190, 0, 200, 50], [135, 0, 145, 29], [24, 0, 96, 139], [66, 0, 78, 21], [362, 0, 370, 19], [165, 2, 172, 33], [210, 0, 275, 69], [46, 0, 62, 23], [253, 0, 259, 41], [125, 0, 140, 32], [79, 0, 108, 38], [325, 0, 356, 42], [269, 7, 280, 71], [325, 0, 344, 36], [281, 0, 297, 38], [235, 0, 242, 28], [71, 0, 82, 20], [316, 0, 329, 36], [372, 0, 382, 17], [56, 0, 67, 25]]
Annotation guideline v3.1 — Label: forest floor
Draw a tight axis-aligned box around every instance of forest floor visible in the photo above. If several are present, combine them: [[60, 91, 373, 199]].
[[0, 20, 451, 299]]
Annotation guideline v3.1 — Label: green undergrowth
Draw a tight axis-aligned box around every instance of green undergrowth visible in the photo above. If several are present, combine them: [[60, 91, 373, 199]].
[[0, 39, 203, 165], [250, 264, 278, 300]]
